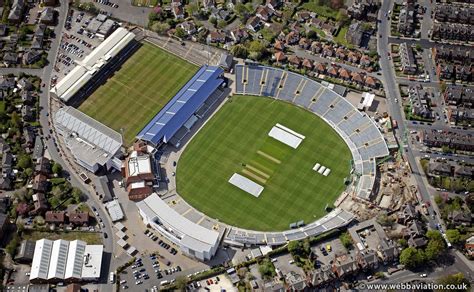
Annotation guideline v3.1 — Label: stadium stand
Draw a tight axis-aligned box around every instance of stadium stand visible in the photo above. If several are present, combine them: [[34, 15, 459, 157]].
[[137, 194, 223, 261], [50, 27, 136, 102], [224, 208, 354, 246], [54, 106, 123, 173], [136, 65, 225, 147], [234, 64, 389, 204]]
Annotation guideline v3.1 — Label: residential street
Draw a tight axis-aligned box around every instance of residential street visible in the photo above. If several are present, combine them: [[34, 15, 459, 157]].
[[377, 0, 473, 281]]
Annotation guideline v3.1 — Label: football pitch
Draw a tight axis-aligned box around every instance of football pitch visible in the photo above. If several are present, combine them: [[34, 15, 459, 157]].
[[177, 95, 352, 231], [78, 42, 198, 145]]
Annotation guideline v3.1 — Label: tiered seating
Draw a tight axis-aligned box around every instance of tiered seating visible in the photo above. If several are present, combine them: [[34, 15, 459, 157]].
[[225, 208, 354, 246], [277, 73, 302, 101], [234, 64, 389, 203], [261, 69, 283, 97], [294, 81, 321, 107]]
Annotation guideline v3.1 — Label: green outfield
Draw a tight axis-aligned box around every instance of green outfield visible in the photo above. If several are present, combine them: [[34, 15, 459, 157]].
[[78, 42, 198, 145], [177, 95, 352, 231]]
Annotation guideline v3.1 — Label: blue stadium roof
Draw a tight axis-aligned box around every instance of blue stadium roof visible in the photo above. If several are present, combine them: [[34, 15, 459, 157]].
[[137, 65, 224, 145]]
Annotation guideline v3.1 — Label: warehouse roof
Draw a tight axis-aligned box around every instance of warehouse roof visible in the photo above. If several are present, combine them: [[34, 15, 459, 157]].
[[81, 245, 104, 279], [137, 65, 224, 145], [105, 199, 124, 222], [50, 27, 135, 102], [30, 239, 103, 282]]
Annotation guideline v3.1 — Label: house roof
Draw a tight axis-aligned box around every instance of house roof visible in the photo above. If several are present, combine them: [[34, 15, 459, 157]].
[[274, 40, 285, 51], [288, 55, 301, 65], [45, 211, 65, 223], [302, 58, 313, 68], [69, 212, 89, 224], [274, 51, 286, 62]]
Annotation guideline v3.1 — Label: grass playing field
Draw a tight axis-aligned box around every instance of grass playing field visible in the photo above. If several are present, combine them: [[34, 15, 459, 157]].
[[78, 42, 198, 145], [177, 95, 352, 231]]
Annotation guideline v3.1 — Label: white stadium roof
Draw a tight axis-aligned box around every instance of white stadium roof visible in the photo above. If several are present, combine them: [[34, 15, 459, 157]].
[[137, 194, 220, 256], [50, 27, 135, 102]]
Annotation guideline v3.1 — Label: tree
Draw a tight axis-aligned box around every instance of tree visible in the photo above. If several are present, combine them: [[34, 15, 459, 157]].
[[175, 276, 188, 289], [258, 259, 275, 279], [437, 273, 470, 291], [399, 247, 425, 269], [445, 229, 461, 244], [336, 11, 350, 25], [185, 2, 199, 16], [235, 3, 249, 18], [339, 232, 353, 249], [217, 19, 227, 29], [148, 9, 167, 24], [248, 40, 267, 61], [23, 167, 33, 179], [5, 234, 20, 257], [426, 230, 443, 242], [425, 237, 445, 261], [175, 27, 187, 39], [306, 29, 317, 40], [71, 187, 83, 203], [52, 162, 62, 175], [398, 238, 408, 248], [288, 240, 302, 256], [374, 271, 386, 279], [209, 16, 217, 27], [10, 111, 21, 128], [17, 154, 32, 170], [376, 212, 394, 227], [230, 44, 248, 58], [424, 230, 445, 261], [150, 22, 170, 34]]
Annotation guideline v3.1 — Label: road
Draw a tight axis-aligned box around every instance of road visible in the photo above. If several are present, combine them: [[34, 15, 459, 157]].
[[370, 249, 474, 285], [378, 0, 439, 229], [378, 0, 473, 278], [387, 36, 472, 49], [22, 2, 117, 289]]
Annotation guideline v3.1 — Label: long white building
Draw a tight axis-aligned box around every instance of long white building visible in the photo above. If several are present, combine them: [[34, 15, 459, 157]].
[[50, 27, 135, 102], [137, 194, 221, 261], [30, 239, 103, 283]]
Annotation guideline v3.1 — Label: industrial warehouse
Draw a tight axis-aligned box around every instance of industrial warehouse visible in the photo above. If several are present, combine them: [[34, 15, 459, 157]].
[[29, 239, 103, 283]]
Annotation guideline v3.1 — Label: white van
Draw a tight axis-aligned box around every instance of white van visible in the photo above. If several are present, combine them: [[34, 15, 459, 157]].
[[109, 272, 115, 284], [160, 280, 170, 286]]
